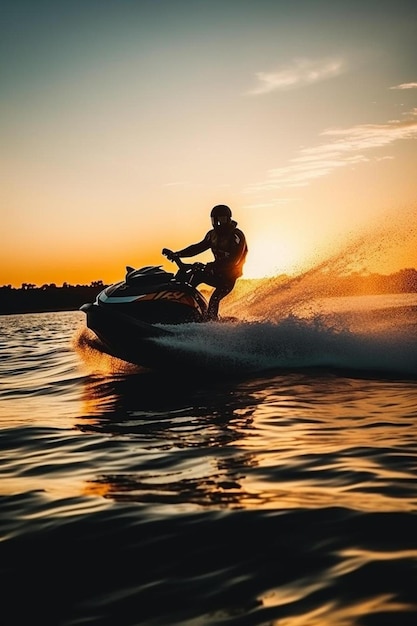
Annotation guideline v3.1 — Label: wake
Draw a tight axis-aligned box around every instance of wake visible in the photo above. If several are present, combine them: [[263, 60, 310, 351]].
[[156, 309, 417, 378]]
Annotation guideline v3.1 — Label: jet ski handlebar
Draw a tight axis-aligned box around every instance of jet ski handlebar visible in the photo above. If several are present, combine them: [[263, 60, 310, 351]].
[[162, 248, 204, 270], [162, 248, 205, 284], [162, 248, 181, 265]]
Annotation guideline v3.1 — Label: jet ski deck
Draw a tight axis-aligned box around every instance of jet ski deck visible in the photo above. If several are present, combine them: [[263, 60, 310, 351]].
[[80, 257, 210, 369]]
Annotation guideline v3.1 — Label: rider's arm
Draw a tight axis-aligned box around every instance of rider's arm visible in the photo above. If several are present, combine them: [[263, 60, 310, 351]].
[[176, 233, 211, 258]]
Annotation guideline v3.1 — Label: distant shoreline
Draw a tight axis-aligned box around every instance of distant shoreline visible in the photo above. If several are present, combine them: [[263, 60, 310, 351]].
[[0, 284, 106, 316], [1, 269, 416, 315]]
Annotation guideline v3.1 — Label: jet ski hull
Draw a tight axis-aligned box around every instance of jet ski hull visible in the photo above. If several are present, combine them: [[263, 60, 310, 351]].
[[80, 302, 178, 368], [80, 263, 210, 370]]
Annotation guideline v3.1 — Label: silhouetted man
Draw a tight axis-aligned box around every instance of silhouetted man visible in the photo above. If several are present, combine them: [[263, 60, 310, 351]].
[[163, 205, 248, 320]]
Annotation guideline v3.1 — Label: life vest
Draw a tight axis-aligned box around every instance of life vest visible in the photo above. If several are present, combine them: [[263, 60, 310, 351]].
[[208, 225, 247, 277]]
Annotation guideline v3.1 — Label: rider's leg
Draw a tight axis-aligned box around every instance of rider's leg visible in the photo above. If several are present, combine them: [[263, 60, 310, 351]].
[[206, 282, 235, 321]]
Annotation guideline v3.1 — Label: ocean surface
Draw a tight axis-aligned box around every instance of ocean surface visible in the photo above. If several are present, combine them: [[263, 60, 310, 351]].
[[1, 288, 417, 626]]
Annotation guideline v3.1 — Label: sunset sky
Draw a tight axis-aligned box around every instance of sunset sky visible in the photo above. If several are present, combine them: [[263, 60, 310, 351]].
[[2, 0, 417, 287]]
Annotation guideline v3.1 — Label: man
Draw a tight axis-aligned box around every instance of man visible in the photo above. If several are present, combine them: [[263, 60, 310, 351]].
[[163, 204, 248, 320]]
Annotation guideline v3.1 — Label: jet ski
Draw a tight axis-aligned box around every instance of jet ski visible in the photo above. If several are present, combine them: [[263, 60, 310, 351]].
[[80, 250, 209, 368]]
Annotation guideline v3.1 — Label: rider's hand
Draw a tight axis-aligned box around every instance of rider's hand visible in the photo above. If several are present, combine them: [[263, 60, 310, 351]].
[[162, 248, 178, 262]]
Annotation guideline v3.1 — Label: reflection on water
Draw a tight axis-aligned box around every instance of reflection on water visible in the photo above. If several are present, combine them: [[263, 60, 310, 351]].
[[79, 371, 258, 509], [1, 298, 417, 625], [77, 370, 417, 514]]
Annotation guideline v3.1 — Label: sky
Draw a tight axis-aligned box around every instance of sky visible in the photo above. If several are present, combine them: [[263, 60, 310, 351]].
[[1, 0, 417, 287]]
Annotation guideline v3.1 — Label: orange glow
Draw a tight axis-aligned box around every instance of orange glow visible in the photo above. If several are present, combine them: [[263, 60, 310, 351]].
[[243, 232, 307, 278], [2, 3, 417, 287]]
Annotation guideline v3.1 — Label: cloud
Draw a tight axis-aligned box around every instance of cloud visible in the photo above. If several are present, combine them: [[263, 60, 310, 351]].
[[247, 58, 345, 95], [390, 82, 417, 90], [162, 181, 191, 187], [243, 199, 295, 210], [245, 109, 417, 193]]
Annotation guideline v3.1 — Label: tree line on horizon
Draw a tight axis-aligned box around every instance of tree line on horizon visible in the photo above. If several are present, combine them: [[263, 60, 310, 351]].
[[0, 281, 108, 315], [2, 266, 417, 293], [1, 280, 106, 290], [0, 268, 416, 315]]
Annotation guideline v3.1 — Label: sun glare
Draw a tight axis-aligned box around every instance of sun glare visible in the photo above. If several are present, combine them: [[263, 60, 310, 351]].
[[243, 235, 303, 278]]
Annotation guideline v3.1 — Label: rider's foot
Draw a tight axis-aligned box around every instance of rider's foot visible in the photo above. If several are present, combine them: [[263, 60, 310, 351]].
[[204, 313, 219, 322]]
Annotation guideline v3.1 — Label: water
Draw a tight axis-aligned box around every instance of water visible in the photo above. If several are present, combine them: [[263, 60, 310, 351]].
[[1, 284, 417, 625]]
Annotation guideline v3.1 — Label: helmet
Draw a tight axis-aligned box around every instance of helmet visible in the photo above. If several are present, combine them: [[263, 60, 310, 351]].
[[210, 204, 232, 229]]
